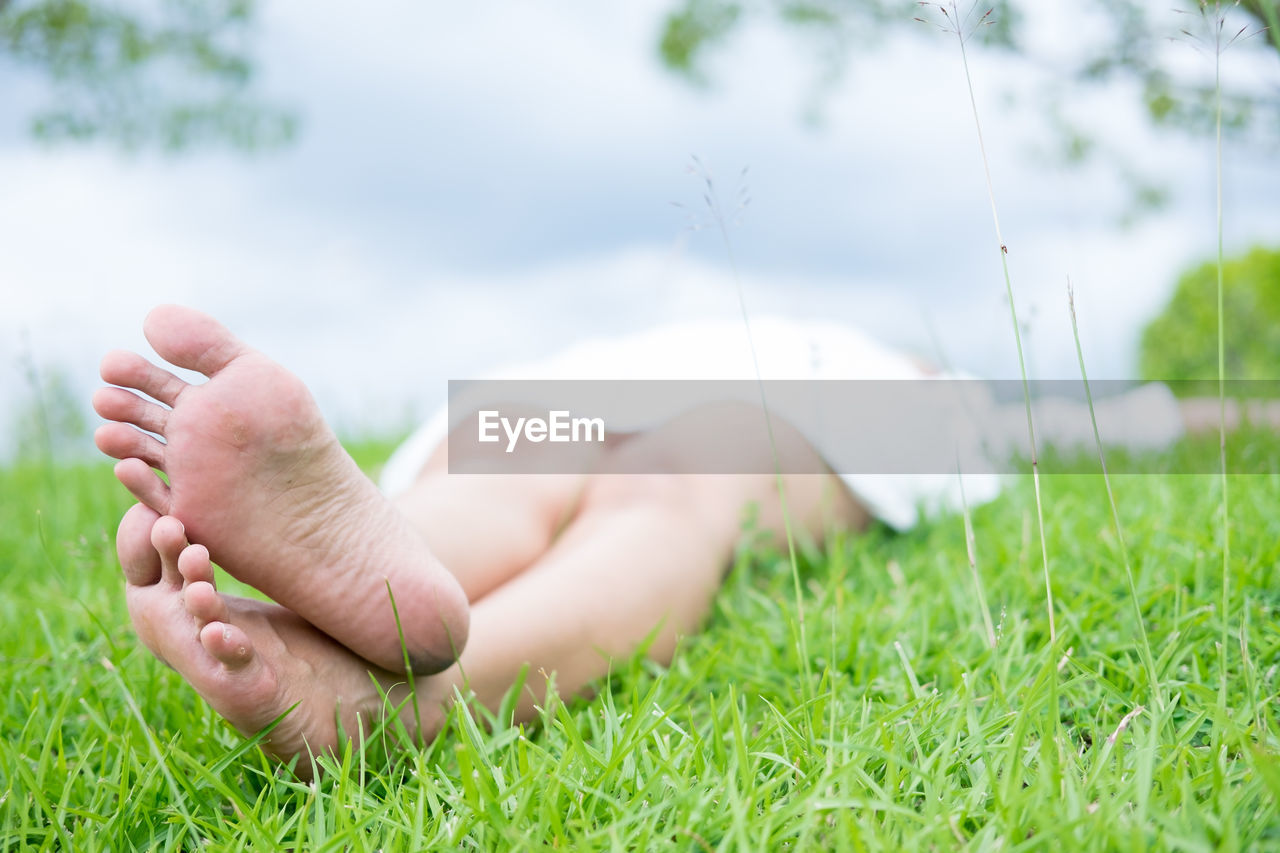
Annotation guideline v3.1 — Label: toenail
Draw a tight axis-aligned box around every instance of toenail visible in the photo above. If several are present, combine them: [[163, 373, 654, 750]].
[[223, 626, 232, 642]]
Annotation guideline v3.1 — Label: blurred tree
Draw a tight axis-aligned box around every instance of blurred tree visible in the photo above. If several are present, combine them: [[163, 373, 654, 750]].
[[0, 0, 296, 151], [661, 0, 1021, 82], [1139, 246, 1280, 383], [658, 1, 1280, 215]]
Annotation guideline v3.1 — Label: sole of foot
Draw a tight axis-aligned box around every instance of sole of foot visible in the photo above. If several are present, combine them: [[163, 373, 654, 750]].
[[119, 504, 449, 777], [95, 304, 468, 674]]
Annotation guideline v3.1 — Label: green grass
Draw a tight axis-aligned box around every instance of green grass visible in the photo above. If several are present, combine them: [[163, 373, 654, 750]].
[[1, 432, 1278, 850]]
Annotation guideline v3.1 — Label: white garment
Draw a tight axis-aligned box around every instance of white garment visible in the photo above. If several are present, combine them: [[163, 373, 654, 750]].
[[380, 317, 1184, 530]]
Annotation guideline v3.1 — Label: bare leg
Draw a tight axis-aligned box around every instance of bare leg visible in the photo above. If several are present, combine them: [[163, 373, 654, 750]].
[[122, 403, 867, 768], [390, 430, 595, 602], [451, 467, 865, 721], [397, 404, 868, 718], [391, 402, 866, 603]]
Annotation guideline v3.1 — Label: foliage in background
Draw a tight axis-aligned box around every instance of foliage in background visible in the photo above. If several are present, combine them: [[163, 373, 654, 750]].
[[658, 0, 1280, 216], [659, 0, 1278, 129], [0, 0, 296, 151], [1139, 245, 1280, 383]]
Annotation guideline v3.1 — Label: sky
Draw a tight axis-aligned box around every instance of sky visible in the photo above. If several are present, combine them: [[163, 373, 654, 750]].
[[1, 0, 1278, 455]]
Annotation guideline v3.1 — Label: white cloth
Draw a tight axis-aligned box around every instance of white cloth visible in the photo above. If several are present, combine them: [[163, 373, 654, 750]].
[[380, 317, 1184, 530]]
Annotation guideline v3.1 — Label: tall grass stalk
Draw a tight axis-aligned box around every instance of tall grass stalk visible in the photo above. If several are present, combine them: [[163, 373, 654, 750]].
[[1209, 2, 1234, 706], [920, 2, 1055, 643], [684, 158, 813, 707], [1181, 0, 1249, 703], [1066, 282, 1163, 711]]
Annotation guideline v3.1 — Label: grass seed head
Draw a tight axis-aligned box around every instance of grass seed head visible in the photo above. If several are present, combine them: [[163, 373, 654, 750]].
[[915, 2, 996, 42]]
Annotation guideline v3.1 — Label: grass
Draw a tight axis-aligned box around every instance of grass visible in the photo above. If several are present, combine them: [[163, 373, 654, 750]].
[[1068, 283, 1163, 714], [3, 5, 1276, 848], [687, 154, 815, 725], [2, 432, 1278, 850], [919, 0, 1056, 647]]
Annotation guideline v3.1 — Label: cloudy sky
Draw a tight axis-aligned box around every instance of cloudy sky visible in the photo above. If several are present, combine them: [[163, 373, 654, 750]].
[[2, 0, 1277, 454]]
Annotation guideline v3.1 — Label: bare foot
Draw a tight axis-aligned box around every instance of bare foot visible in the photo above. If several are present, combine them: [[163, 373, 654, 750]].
[[94, 305, 468, 674], [118, 505, 450, 774]]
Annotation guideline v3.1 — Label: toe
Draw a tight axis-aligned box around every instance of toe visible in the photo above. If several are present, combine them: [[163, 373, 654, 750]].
[[184, 581, 230, 626], [117, 503, 162, 586], [144, 305, 247, 377], [200, 621, 256, 669], [151, 516, 187, 586], [114, 459, 172, 515], [96, 422, 166, 470], [100, 349, 189, 407], [178, 543, 215, 586], [93, 386, 169, 435]]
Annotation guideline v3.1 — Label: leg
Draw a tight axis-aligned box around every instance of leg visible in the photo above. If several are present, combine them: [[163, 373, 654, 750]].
[[393, 470, 583, 602], [425, 408, 869, 719], [453, 471, 864, 719], [389, 400, 865, 603], [390, 428, 597, 603], [122, 407, 867, 769]]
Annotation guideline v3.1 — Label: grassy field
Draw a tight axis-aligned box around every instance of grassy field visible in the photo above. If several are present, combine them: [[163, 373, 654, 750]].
[[0, 431, 1277, 851]]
